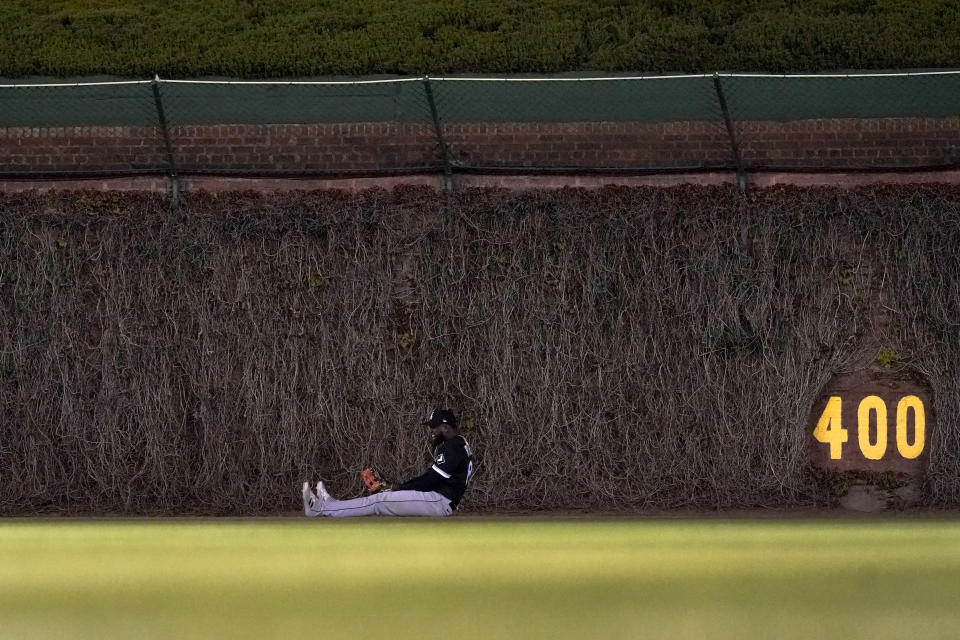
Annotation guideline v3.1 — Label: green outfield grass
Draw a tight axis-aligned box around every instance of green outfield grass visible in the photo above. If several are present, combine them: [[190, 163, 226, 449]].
[[0, 518, 958, 639]]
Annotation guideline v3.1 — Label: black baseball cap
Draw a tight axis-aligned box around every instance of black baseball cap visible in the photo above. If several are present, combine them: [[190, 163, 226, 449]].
[[423, 408, 458, 428]]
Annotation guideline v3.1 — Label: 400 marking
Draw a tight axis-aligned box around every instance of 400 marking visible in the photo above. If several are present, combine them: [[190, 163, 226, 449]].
[[813, 396, 925, 460]]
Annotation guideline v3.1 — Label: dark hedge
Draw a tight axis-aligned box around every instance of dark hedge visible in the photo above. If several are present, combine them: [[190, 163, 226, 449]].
[[1, 0, 959, 77], [1, 185, 959, 514]]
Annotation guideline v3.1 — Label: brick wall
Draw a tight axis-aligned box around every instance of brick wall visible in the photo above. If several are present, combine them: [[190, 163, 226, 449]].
[[0, 126, 167, 174], [736, 118, 960, 168], [170, 123, 439, 173], [443, 121, 732, 169], [2, 117, 958, 176]]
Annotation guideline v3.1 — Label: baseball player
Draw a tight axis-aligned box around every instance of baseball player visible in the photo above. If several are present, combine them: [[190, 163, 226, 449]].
[[301, 408, 474, 517]]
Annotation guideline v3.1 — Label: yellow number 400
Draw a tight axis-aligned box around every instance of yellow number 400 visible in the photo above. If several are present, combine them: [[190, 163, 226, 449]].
[[813, 395, 925, 461]]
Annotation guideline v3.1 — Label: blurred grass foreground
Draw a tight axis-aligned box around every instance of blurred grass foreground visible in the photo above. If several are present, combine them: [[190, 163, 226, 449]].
[[0, 519, 958, 639]]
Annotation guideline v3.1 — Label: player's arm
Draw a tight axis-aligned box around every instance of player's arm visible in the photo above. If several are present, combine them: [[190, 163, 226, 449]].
[[396, 469, 443, 493], [430, 440, 466, 480], [396, 441, 466, 491]]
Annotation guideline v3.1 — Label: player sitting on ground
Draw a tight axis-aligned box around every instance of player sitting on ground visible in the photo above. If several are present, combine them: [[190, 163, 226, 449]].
[[302, 408, 475, 518]]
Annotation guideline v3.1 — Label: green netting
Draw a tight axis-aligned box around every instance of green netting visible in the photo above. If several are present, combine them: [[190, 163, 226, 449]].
[[2, 73, 959, 128], [0, 82, 157, 127], [159, 80, 433, 125], [430, 76, 721, 123], [720, 73, 960, 121]]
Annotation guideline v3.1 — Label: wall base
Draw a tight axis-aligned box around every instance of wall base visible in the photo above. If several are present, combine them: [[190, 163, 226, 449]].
[[3, 169, 960, 194]]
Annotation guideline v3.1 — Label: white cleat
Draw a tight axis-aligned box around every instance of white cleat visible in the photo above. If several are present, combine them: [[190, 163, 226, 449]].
[[302, 481, 317, 516], [316, 480, 332, 502]]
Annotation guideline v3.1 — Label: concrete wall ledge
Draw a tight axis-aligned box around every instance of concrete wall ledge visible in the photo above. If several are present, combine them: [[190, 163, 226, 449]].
[[4, 170, 960, 195]]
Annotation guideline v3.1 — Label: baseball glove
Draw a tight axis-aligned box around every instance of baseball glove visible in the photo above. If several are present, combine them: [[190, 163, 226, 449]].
[[360, 468, 391, 494]]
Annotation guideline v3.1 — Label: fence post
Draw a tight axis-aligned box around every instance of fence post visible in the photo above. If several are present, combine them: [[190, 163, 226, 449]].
[[423, 75, 454, 192], [713, 72, 746, 194], [151, 75, 180, 204]]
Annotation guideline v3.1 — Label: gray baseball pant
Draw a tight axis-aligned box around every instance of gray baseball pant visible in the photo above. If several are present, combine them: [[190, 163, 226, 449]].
[[307, 490, 453, 518]]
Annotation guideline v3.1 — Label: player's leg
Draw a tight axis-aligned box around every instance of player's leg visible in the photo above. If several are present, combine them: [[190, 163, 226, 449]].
[[308, 489, 452, 518], [367, 490, 453, 517]]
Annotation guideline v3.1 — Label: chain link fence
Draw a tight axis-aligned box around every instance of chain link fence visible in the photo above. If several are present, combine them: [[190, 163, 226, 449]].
[[2, 71, 959, 183]]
